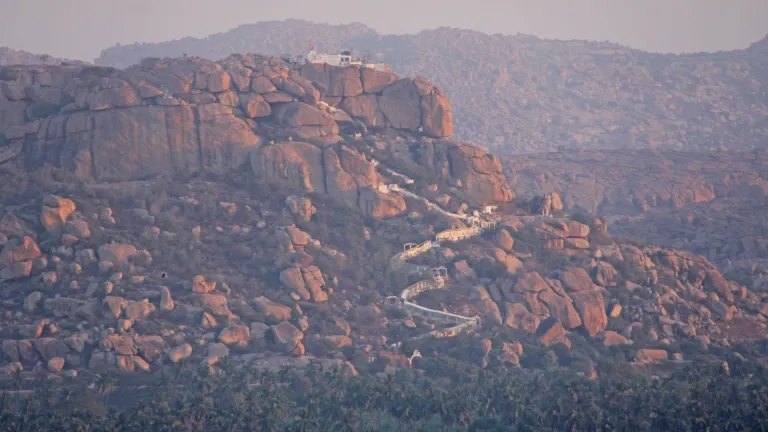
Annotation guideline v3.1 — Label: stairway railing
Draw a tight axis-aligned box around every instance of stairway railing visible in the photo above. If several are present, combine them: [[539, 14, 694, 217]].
[[378, 163, 494, 348]]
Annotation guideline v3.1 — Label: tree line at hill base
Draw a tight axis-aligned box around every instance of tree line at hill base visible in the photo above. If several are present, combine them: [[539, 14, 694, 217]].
[[1, 355, 767, 432]]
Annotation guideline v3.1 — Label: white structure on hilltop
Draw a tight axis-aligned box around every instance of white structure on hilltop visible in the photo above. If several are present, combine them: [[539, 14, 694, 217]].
[[305, 42, 391, 72]]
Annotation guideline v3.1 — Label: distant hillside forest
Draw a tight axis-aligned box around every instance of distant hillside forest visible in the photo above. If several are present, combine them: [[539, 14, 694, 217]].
[[95, 20, 768, 154]]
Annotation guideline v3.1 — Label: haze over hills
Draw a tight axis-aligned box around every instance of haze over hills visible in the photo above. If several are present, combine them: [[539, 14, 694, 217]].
[[95, 20, 768, 154], [3, 14, 768, 427], [0, 47, 84, 67]]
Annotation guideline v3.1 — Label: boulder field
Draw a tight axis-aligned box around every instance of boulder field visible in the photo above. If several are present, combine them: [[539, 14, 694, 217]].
[[0, 54, 510, 217]]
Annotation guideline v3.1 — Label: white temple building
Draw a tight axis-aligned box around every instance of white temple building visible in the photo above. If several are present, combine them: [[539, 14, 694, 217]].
[[304, 43, 391, 72]]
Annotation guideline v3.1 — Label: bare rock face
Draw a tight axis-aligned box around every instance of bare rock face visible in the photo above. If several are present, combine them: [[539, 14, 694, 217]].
[[536, 317, 571, 348], [635, 349, 668, 364], [0, 261, 33, 280], [358, 188, 406, 219], [252, 141, 324, 193], [124, 301, 156, 321], [41, 195, 76, 235], [0, 56, 512, 226], [602, 331, 632, 347], [476, 298, 503, 326], [559, 267, 597, 293], [420, 88, 453, 138], [271, 102, 338, 140], [504, 302, 540, 334], [570, 290, 608, 337], [538, 288, 582, 329], [494, 229, 515, 252], [285, 195, 316, 223], [378, 79, 422, 132], [188, 293, 234, 318], [168, 343, 192, 363], [102, 296, 128, 320], [271, 321, 305, 357], [252, 296, 292, 322], [218, 325, 251, 348], [339, 95, 386, 128], [302, 266, 328, 303], [300, 63, 363, 97], [360, 68, 398, 94], [280, 268, 311, 301], [0, 236, 41, 266], [192, 275, 216, 294], [240, 93, 271, 118], [395, 139, 514, 206], [97, 244, 137, 269], [252, 141, 406, 219], [513, 272, 550, 294], [159, 286, 174, 311]]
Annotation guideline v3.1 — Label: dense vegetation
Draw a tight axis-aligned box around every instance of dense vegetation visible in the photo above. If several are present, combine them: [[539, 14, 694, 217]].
[[1, 356, 767, 431]]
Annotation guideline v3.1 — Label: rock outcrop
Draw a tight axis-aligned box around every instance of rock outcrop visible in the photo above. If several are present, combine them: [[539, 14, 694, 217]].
[[94, 21, 768, 154], [0, 54, 493, 217]]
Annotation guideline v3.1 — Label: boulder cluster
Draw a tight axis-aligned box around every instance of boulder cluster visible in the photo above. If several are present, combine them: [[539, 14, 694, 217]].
[[0, 55, 512, 218], [0, 191, 359, 377], [0, 55, 450, 180]]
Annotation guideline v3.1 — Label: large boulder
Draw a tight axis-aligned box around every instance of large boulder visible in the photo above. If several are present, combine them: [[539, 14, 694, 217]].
[[559, 267, 597, 293], [339, 95, 386, 128], [377, 79, 422, 132], [300, 63, 363, 97], [86, 79, 140, 111], [635, 349, 668, 364], [358, 188, 407, 219], [97, 244, 138, 268], [218, 325, 251, 348], [240, 93, 271, 118], [188, 293, 234, 318], [279, 268, 311, 301], [360, 68, 398, 94], [420, 88, 453, 137], [504, 303, 540, 334], [302, 266, 328, 303], [407, 140, 513, 206], [272, 102, 336, 128], [0, 236, 41, 266], [476, 298, 503, 326], [494, 229, 515, 252], [40, 195, 76, 234], [0, 261, 32, 280], [285, 196, 316, 223], [271, 321, 305, 357], [252, 296, 292, 322], [513, 272, 550, 294], [536, 317, 570, 348], [570, 290, 608, 337], [24, 104, 262, 182], [538, 288, 582, 329]]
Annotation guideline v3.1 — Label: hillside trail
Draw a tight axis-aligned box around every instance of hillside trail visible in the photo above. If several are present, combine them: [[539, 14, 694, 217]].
[[373, 159, 498, 349]]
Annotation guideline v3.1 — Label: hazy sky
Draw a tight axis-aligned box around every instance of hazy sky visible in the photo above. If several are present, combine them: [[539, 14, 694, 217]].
[[1, 0, 766, 61]]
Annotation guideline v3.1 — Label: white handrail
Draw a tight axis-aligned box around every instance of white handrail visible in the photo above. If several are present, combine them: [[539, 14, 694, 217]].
[[379, 162, 497, 347]]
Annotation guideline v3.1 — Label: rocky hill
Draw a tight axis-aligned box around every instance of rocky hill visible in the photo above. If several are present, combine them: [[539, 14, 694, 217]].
[[505, 149, 768, 293], [95, 20, 768, 154], [0, 54, 766, 389], [0, 47, 82, 67]]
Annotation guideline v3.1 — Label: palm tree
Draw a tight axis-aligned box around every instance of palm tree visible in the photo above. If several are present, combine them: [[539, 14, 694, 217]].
[[95, 373, 118, 408]]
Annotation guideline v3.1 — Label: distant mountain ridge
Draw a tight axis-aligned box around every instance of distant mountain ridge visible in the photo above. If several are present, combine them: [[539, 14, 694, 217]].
[[95, 19, 768, 154], [0, 47, 85, 67]]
